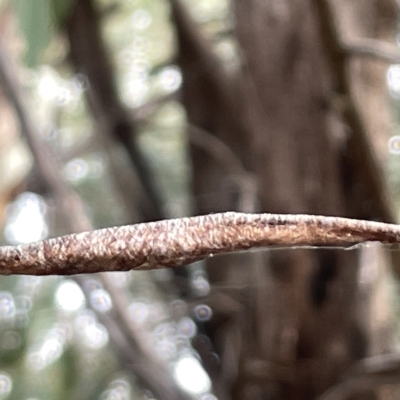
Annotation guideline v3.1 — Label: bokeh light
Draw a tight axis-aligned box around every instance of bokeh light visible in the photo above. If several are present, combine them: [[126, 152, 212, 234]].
[[173, 356, 211, 395], [4, 192, 48, 244], [0, 373, 12, 398], [387, 65, 400, 98], [75, 310, 109, 350], [193, 304, 213, 322], [128, 301, 149, 324], [55, 280, 85, 312], [388, 136, 400, 154], [0, 293, 15, 320], [177, 317, 197, 338], [158, 66, 182, 92], [90, 289, 112, 313], [27, 325, 68, 371], [100, 377, 132, 400]]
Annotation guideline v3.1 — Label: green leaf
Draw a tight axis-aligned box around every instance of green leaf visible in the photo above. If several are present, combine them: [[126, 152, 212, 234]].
[[12, 0, 53, 67]]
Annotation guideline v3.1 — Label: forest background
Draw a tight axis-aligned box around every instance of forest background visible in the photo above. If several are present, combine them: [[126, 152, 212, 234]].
[[0, 0, 400, 399]]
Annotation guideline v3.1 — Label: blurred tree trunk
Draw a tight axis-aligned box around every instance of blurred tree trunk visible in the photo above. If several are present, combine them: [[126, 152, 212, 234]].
[[173, 0, 398, 399]]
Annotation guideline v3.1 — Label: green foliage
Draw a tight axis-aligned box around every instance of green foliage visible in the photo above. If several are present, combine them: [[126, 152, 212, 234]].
[[50, 0, 74, 26], [12, 0, 73, 67], [13, 0, 51, 67]]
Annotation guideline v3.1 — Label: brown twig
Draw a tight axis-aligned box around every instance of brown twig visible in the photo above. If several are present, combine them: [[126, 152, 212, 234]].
[[312, 0, 396, 223], [342, 38, 400, 64], [0, 212, 399, 275], [0, 41, 90, 234], [318, 353, 400, 400], [188, 124, 258, 212], [66, 0, 164, 222], [0, 41, 190, 400]]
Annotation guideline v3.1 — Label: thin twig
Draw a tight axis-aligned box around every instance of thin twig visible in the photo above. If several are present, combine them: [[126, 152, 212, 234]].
[[0, 212, 399, 275], [188, 124, 258, 212], [312, 0, 396, 223], [318, 353, 400, 400], [0, 41, 190, 400], [66, 0, 164, 222], [342, 38, 400, 64], [0, 45, 91, 234]]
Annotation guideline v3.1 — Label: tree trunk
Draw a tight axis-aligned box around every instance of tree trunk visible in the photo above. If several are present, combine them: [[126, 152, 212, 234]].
[[173, 0, 397, 398]]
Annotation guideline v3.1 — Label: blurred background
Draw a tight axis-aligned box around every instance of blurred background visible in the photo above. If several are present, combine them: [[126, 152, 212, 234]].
[[0, 0, 399, 399]]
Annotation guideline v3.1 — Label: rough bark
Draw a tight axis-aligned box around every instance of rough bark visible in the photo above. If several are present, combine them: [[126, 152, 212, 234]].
[[1, 212, 400, 275]]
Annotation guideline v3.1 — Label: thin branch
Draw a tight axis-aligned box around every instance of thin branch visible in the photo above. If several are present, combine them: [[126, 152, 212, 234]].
[[0, 212, 400, 275], [342, 38, 400, 64], [188, 124, 258, 212], [0, 41, 90, 234], [312, 0, 396, 223], [66, 0, 164, 222], [0, 41, 190, 400], [318, 353, 400, 400]]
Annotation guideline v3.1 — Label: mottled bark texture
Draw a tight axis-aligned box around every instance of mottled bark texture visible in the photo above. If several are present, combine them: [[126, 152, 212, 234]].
[[1, 212, 400, 275]]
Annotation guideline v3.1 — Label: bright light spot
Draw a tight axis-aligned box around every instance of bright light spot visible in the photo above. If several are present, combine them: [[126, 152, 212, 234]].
[[55, 281, 85, 312], [129, 301, 149, 323], [4, 192, 48, 244], [90, 289, 112, 313], [122, 59, 149, 107], [63, 158, 89, 182], [38, 72, 59, 101], [177, 317, 197, 338], [191, 271, 211, 296], [387, 65, 400, 98], [388, 136, 400, 154], [159, 67, 182, 91], [0, 293, 15, 319], [75, 311, 109, 349], [123, 80, 148, 107], [173, 356, 211, 395], [193, 304, 213, 322], [200, 394, 218, 400], [101, 378, 131, 400], [27, 326, 67, 371], [82, 323, 108, 349], [156, 338, 177, 359], [0, 373, 12, 397], [132, 9, 152, 30], [54, 85, 73, 106], [37, 68, 77, 106]]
